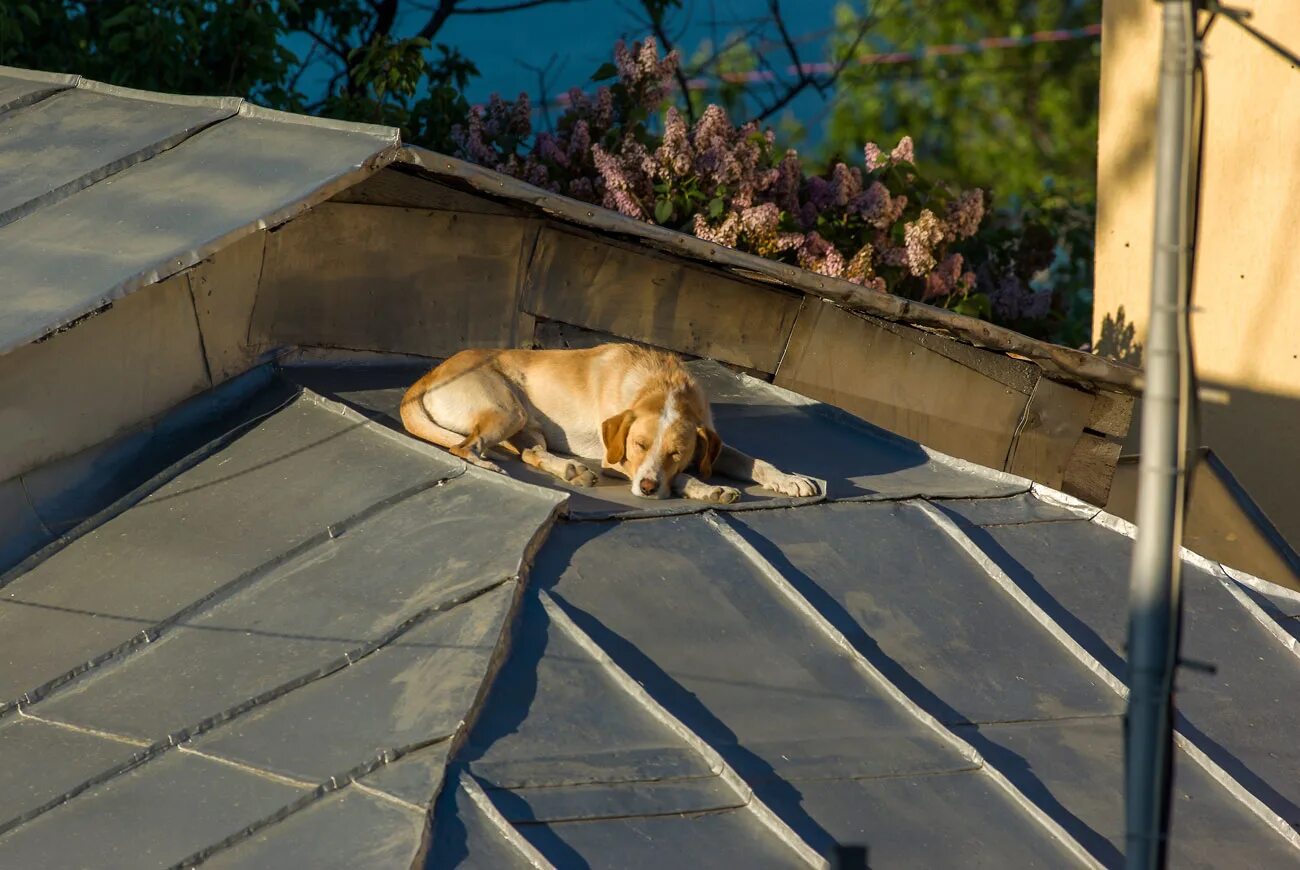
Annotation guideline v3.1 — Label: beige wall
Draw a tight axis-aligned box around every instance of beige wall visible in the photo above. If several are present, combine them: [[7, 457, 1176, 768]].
[[1095, 0, 1300, 547]]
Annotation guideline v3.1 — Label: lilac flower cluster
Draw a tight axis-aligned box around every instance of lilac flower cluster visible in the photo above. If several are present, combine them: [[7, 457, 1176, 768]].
[[449, 36, 988, 310]]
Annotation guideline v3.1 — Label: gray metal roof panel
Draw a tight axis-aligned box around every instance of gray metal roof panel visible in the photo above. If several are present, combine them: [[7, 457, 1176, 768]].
[[0, 103, 398, 355], [0, 718, 139, 827], [0, 750, 306, 869], [203, 788, 427, 870], [730, 501, 1124, 725], [492, 776, 744, 825], [514, 805, 816, 869], [982, 519, 1300, 824], [536, 516, 976, 782], [360, 741, 452, 807], [429, 774, 559, 869], [0, 86, 236, 227], [191, 581, 517, 784], [283, 358, 1025, 519], [463, 593, 717, 790], [957, 716, 1300, 868], [790, 771, 1083, 867]]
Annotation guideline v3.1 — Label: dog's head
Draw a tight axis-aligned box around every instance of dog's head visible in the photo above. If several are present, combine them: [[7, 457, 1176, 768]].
[[601, 387, 722, 499]]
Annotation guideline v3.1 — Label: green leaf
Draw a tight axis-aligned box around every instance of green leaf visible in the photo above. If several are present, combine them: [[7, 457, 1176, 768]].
[[18, 5, 38, 25], [654, 198, 673, 224], [590, 62, 618, 82], [708, 197, 724, 219]]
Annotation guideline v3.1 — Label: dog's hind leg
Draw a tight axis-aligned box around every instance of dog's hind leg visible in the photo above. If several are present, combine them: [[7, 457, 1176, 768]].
[[446, 407, 529, 473], [402, 358, 528, 473], [508, 429, 599, 487]]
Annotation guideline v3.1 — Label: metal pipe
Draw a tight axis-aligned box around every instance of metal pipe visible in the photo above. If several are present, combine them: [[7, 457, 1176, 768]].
[[1125, 1, 1197, 867]]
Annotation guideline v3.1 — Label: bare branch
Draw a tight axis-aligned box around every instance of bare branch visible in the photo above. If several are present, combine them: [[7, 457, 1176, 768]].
[[417, 0, 458, 39], [750, 9, 874, 122], [634, 0, 698, 122], [301, 23, 353, 66], [456, 0, 585, 14]]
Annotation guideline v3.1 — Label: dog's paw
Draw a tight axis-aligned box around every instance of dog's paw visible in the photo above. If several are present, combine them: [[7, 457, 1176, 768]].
[[765, 473, 819, 498], [565, 463, 599, 487], [699, 484, 742, 504]]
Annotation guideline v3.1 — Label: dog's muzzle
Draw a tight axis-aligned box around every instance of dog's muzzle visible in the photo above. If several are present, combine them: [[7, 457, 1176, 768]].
[[637, 476, 660, 497]]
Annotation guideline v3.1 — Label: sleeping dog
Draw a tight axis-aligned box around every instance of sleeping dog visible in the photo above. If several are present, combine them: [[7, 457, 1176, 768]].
[[400, 343, 819, 503]]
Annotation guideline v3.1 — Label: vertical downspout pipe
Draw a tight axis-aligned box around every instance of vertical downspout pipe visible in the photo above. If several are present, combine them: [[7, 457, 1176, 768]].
[[1125, 1, 1196, 868]]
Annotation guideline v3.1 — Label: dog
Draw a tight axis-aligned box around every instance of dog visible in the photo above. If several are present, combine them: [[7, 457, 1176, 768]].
[[399, 343, 819, 503]]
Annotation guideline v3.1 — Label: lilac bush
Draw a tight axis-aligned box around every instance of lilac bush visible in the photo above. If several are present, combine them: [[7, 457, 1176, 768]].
[[451, 37, 990, 316]]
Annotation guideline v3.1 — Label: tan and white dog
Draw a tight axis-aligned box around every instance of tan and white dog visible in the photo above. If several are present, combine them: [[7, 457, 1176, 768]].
[[400, 343, 819, 502]]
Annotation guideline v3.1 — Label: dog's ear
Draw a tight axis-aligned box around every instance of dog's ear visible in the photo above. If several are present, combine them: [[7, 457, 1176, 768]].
[[695, 426, 723, 478], [601, 410, 634, 465]]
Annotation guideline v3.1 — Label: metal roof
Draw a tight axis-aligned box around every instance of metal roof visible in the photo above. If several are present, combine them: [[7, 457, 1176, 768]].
[[1, 359, 1298, 867]]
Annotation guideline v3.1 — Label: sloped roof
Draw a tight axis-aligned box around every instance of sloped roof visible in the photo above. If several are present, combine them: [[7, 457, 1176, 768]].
[[0, 67, 399, 355], [1, 359, 1297, 867], [0, 64, 1138, 393]]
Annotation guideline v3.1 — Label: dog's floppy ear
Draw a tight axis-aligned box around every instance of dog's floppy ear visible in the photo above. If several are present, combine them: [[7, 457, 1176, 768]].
[[695, 426, 723, 478], [601, 410, 635, 465]]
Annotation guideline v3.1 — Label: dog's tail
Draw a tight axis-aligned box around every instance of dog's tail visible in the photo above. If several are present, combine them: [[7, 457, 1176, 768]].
[[399, 385, 522, 457]]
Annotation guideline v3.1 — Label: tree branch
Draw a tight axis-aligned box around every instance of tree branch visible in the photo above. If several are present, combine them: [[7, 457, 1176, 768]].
[[645, 9, 697, 122], [417, 0, 458, 39], [455, 0, 583, 14]]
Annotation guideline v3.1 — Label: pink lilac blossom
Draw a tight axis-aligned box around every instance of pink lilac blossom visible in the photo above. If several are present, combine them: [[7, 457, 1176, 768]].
[[829, 162, 862, 208], [592, 143, 645, 219], [945, 189, 985, 240], [692, 212, 741, 247], [904, 209, 946, 277], [656, 107, 692, 178], [844, 244, 876, 284], [923, 253, 965, 300], [797, 232, 846, 277], [863, 141, 887, 171], [448, 36, 992, 311], [890, 135, 915, 164]]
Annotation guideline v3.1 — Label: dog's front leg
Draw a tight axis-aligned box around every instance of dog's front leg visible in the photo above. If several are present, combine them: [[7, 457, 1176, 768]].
[[672, 472, 741, 504], [713, 444, 819, 497]]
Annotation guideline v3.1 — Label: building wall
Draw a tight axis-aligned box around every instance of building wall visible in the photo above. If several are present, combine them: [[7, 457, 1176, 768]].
[[1095, 0, 1300, 546]]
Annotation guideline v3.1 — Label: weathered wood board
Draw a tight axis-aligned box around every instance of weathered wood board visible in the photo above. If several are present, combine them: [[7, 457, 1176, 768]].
[[520, 227, 803, 374], [252, 202, 534, 357]]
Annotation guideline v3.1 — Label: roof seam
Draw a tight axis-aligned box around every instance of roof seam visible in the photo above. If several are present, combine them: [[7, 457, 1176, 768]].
[[923, 497, 1300, 855], [701, 510, 1105, 870], [0, 77, 78, 119], [537, 589, 828, 869], [458, 770, 557, 869], [0, 576, 515, 838], [0, 472, 461, 719], [171, 735, 453, 868]]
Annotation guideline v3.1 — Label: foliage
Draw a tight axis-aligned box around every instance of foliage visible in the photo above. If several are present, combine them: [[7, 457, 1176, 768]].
[[0, 1, 298, 105], [451, 38, 990, 313], [824, 0, 1102, 205], [957, 192, 1095, 345]]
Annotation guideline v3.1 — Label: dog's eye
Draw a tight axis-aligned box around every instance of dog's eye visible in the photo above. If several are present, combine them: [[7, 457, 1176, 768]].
[[635, 440, 650, 451]]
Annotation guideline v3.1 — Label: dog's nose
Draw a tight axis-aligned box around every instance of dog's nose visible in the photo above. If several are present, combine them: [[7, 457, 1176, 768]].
[[638, 477, 659, 496]]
